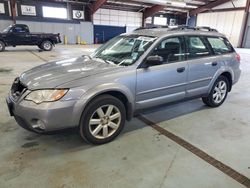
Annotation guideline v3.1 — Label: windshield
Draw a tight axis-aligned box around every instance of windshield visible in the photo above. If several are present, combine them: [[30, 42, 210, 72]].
[[2, 25, 12, 33], [91, 35, 157, 66]]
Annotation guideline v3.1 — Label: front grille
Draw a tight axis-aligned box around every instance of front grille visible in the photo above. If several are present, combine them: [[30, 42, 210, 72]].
[[11, 77, 27, 101]]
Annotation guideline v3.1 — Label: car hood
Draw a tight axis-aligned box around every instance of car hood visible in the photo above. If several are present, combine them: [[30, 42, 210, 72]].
[[20, 56, 120, 90]]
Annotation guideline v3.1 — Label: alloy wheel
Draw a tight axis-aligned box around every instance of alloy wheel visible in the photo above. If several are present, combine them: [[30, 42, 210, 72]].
[[89, 105, 121, 139], [43, 42, 51, 50], [213, 80, 227, 104]]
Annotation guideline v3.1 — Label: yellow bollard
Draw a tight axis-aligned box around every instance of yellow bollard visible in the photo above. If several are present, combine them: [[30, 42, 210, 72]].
[[64, 36, 68, 45], [76, 36, 81, 45], [81, 40, 86, 45]]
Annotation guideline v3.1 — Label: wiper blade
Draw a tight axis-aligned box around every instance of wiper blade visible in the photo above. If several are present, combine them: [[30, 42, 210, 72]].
[[82, 55, 92, 59], [93, 57, 115, 65]]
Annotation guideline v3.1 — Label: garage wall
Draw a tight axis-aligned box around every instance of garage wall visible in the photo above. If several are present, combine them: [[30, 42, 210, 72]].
[[1, 20, 94, 44], [197, 10, 245, 47], [93, 8, 142, 27], [242, 14, 250, 48], [94, 25, 125, 43], [0, 20, 94, 44], [0, 20, 12, 30]]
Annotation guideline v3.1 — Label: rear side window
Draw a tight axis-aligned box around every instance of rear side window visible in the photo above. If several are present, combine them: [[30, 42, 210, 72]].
[[185, 36, 211, 59], [207, 37, 233, 55]]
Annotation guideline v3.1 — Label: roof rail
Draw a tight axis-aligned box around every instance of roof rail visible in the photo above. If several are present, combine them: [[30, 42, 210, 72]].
[[134, 25, 169, 31], [195, 26, 218, 32], [134, 25, 218, 32], [168, 25, 193, 31], [168, 25, 218, 32]]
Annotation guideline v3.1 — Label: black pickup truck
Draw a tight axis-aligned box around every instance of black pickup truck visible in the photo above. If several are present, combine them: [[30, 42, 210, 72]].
[[0, 24, 61, 52]]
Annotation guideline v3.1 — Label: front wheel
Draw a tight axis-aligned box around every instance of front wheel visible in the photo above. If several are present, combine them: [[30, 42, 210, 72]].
[[41, 40, 53, 51], [38, 44, 43, 50], [79, 95, 126, 145], [202, 75, 229, 107], [0, 41, 5, 52]]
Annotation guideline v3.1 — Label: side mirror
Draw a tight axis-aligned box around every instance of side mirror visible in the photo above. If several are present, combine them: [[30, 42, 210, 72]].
[[145, 55, 163, 67]]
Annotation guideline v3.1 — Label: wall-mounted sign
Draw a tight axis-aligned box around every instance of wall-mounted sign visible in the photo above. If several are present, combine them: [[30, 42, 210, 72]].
[[0, 3, 5, 14], [169, 18, 176, 26], [21, 5, 36, 16], [73, 10, 84, 19]]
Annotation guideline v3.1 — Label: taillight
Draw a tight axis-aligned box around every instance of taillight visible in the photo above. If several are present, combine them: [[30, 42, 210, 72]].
[[236, 53, 241, 62]]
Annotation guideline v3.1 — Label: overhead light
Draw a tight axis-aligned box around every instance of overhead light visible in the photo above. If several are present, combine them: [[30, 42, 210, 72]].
[[171, 1, 187, 7], [186, 5, 198, 8]]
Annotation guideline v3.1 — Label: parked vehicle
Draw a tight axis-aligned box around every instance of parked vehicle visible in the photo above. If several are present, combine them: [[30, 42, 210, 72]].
[[0, 24, 61, 52], [6, 26, 241, 144]]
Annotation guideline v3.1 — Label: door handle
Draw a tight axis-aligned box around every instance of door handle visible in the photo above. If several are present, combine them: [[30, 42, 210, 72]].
[[177, 67, 185, 73], [212, 62, 217, 66]]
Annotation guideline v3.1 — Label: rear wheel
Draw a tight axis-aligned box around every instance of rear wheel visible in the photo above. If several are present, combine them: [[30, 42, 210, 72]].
[[0, 41, 5, 52], [41, 40, 53, 51], [79, 95, 126, 145], [202, 75, 229, 107]]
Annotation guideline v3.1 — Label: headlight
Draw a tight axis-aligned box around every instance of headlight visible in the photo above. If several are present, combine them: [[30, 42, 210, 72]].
[[25, 89, 68, 104]]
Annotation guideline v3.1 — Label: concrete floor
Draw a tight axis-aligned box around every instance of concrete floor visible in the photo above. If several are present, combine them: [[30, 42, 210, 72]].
[[0, 45, 249, 188]]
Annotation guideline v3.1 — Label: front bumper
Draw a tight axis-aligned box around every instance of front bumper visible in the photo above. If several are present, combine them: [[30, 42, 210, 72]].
[[6, 94, 80, 132]]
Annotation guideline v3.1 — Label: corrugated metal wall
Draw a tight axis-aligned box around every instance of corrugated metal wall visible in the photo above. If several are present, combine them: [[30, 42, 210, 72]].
[[0, 20, 94, 44], [0, 20, 13, 30], [16, 20, 94, 44], [242, 14, 250, 48], [197, 10, 245, 47]]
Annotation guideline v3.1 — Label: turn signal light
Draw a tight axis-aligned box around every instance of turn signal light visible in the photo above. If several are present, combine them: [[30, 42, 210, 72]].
[[236, 53, 241, 62]]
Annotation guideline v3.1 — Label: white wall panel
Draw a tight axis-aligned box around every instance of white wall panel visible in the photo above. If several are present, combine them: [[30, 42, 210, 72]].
[[118, 10, 127, 16], [197, 10, 244, 47], [232, 0, 247, 7], [101, 9, 109, 14], [110, 15, 118, 21], [93, 8, 142, 27], [213, 0, 246, 9], [110, 10, 118, 15]]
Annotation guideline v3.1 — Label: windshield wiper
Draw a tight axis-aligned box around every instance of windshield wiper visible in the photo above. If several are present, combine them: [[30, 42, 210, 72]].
[[82, 55, 92, 59], [93, 57, 115, 65]]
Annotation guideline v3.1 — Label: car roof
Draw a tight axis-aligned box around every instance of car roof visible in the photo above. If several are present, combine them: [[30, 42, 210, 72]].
[[130, 27, 225, 38]]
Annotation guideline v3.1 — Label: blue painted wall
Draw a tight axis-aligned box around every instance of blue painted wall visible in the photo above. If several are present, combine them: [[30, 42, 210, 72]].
[[94, 25, 126, 44]]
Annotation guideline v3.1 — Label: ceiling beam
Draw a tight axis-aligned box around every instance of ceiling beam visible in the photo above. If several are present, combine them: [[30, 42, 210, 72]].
[[10, 0, 16, 24], [205, 7, 245, 12], [143, 5, 165, 19], [189, 0, 231, 15], [90, 0, 107, 14]]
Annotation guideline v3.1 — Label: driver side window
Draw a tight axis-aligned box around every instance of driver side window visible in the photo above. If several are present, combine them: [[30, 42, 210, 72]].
[[12, 26, 26, 33], [151, 37, 185, 64]]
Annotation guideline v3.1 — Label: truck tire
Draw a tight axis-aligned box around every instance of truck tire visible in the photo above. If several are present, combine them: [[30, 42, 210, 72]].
[[0, 41, 5, 52], [79, 95, 126, 145], [38, 45, 43, 50], [41, 40, 53, 51]]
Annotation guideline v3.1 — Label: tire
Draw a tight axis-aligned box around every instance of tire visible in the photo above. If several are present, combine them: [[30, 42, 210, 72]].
[[79, 95, 126, 145], [202, 75, 229, 107], [38, 45, 43, 50], [0, 41, 5, 52], [41, 40, 53, 51]]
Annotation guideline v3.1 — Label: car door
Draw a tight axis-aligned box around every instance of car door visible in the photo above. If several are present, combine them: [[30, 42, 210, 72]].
[[8, 26, 32, 45], [136, 36, 188, 109], [185, 35, 220, 97]]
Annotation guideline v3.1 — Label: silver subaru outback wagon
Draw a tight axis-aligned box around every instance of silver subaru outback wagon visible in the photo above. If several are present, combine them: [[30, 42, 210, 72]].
[[6, 26, 241, 144]]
